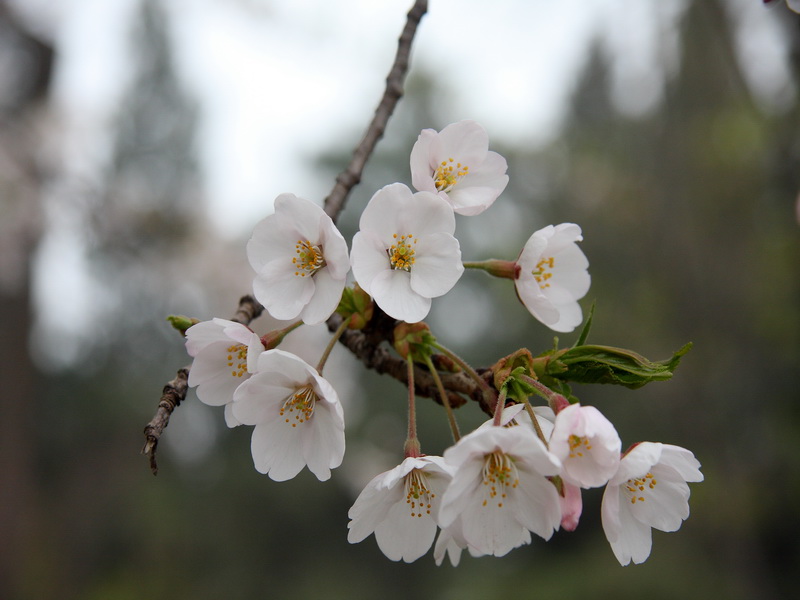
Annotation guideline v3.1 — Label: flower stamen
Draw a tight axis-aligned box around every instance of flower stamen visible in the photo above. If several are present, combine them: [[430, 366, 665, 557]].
[[388, 233, 417, 271], [405, 469, 435, 518], [625, 473, 658, 504], [532, 256, 555, 289], [293, 240, 325, 277], [280, 385, 317, 427], [226, 343, 248, 378], [481, 451, 519, 508], [434, 157, 469, 193], [568, 434, 592, 459]]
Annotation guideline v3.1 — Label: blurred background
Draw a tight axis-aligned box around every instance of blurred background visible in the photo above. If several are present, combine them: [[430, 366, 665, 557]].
[[2, 0, 799, 598]]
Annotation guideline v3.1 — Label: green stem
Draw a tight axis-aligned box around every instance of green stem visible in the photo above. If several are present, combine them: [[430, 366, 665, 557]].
[[316, 318, 350, 374], [422, 354, 460, 442], [519, 373, 569, 414]]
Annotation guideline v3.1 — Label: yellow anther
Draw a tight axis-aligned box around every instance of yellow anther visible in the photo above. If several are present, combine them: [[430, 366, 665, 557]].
[[279, 385, 317, 427], [481, 451, 519, 508], [532, 256, 556, 289], [388, 233, 417, 271], [225, 344, 248, 378], [434, 157, 470, 192], [292, 240, 325, 277]]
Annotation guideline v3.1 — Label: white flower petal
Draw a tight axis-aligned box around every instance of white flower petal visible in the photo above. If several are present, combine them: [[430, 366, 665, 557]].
[[370, 268, 431, 323], [410, 233, 463, 298], [299, 267, 346, 325], [350, 231, 390, 294]]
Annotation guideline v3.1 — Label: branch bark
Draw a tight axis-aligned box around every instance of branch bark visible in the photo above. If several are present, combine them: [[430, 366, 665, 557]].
[[323, 0, 428, 222]]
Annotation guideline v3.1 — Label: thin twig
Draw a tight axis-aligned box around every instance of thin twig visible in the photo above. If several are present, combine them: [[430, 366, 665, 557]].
[[323, 0, 428, 222]]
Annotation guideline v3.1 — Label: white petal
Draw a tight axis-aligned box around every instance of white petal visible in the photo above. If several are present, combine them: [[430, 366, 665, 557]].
[[350, 231, 390, 293], [252, 259, 315, 321], [231, 376, 292, 425], [374, 496, 437, 562], [184, 320, 228, 356], [513, 467, 562, 540], [250, 417, 307, 480], [410, 233, 463, 298], [410, 129, 438, 193], [302, 400, 345, 481], [435, 120, 489, 166], [347, 474, 401, 543], [299, 267, 346, 325], [359, 183, 413, 243], [401, 191, 457, 238], [274, 193, 324, 242], [369, 268, 431, 323]]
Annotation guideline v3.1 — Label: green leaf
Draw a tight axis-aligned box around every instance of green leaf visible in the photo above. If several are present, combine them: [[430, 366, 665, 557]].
[[545, 342, 693, 389]]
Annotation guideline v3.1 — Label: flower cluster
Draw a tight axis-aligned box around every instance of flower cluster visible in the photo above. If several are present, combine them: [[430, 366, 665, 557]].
[[180, 120, 702, 567]]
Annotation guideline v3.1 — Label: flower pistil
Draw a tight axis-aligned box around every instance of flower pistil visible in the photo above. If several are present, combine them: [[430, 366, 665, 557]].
[[280, 385, 316, 427], [405, 469, 435, 518], [482, 451, 520, 508], [434, 158, 469, 193], [226, 343, 248, 378], [293, 239, 326, 277], [625, 472, 657, 505], [389, 233, 416, 271]]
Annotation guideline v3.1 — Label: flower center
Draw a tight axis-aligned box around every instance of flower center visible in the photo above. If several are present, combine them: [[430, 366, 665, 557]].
[[226, 343, 248, 378], [481, 451, 519, 508], [568, 434, 592, 459], [280, 385, 317, 427], [434, 157, 469, 192], [293, 240, 325, 277], [388, 233, 416, 271], [625, 472, 658, 505], [405, 469, 435, 518], [532, 256, 555, 289]]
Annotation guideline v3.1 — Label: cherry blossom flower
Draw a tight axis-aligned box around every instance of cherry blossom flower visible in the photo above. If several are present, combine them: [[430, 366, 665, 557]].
[[231, 349, 345, 481], [247, 193, 350, 324], [410, 120, 509, 216], [515, 223, 590, 332], [549, 403, 621, 489], [601, 442, 703, 566], [350, 183, 464, 323], [347, 455, 453, 562], [439, 425, 562, 557], [185, 318, 265, 427]]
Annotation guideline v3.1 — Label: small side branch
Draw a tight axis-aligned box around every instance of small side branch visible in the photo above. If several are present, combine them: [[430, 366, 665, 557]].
[[142, 295, 264, 474], [142, 367, 189, 475], [323, 0, 428, 223]]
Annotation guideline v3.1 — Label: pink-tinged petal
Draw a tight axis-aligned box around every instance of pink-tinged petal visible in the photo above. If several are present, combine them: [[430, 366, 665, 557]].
[[559, 482, 583, 531], [351, 231, 391, 293], [410, 233, 463, 298], [369, 268, 431, 323], [299, 267, 346, 325]]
